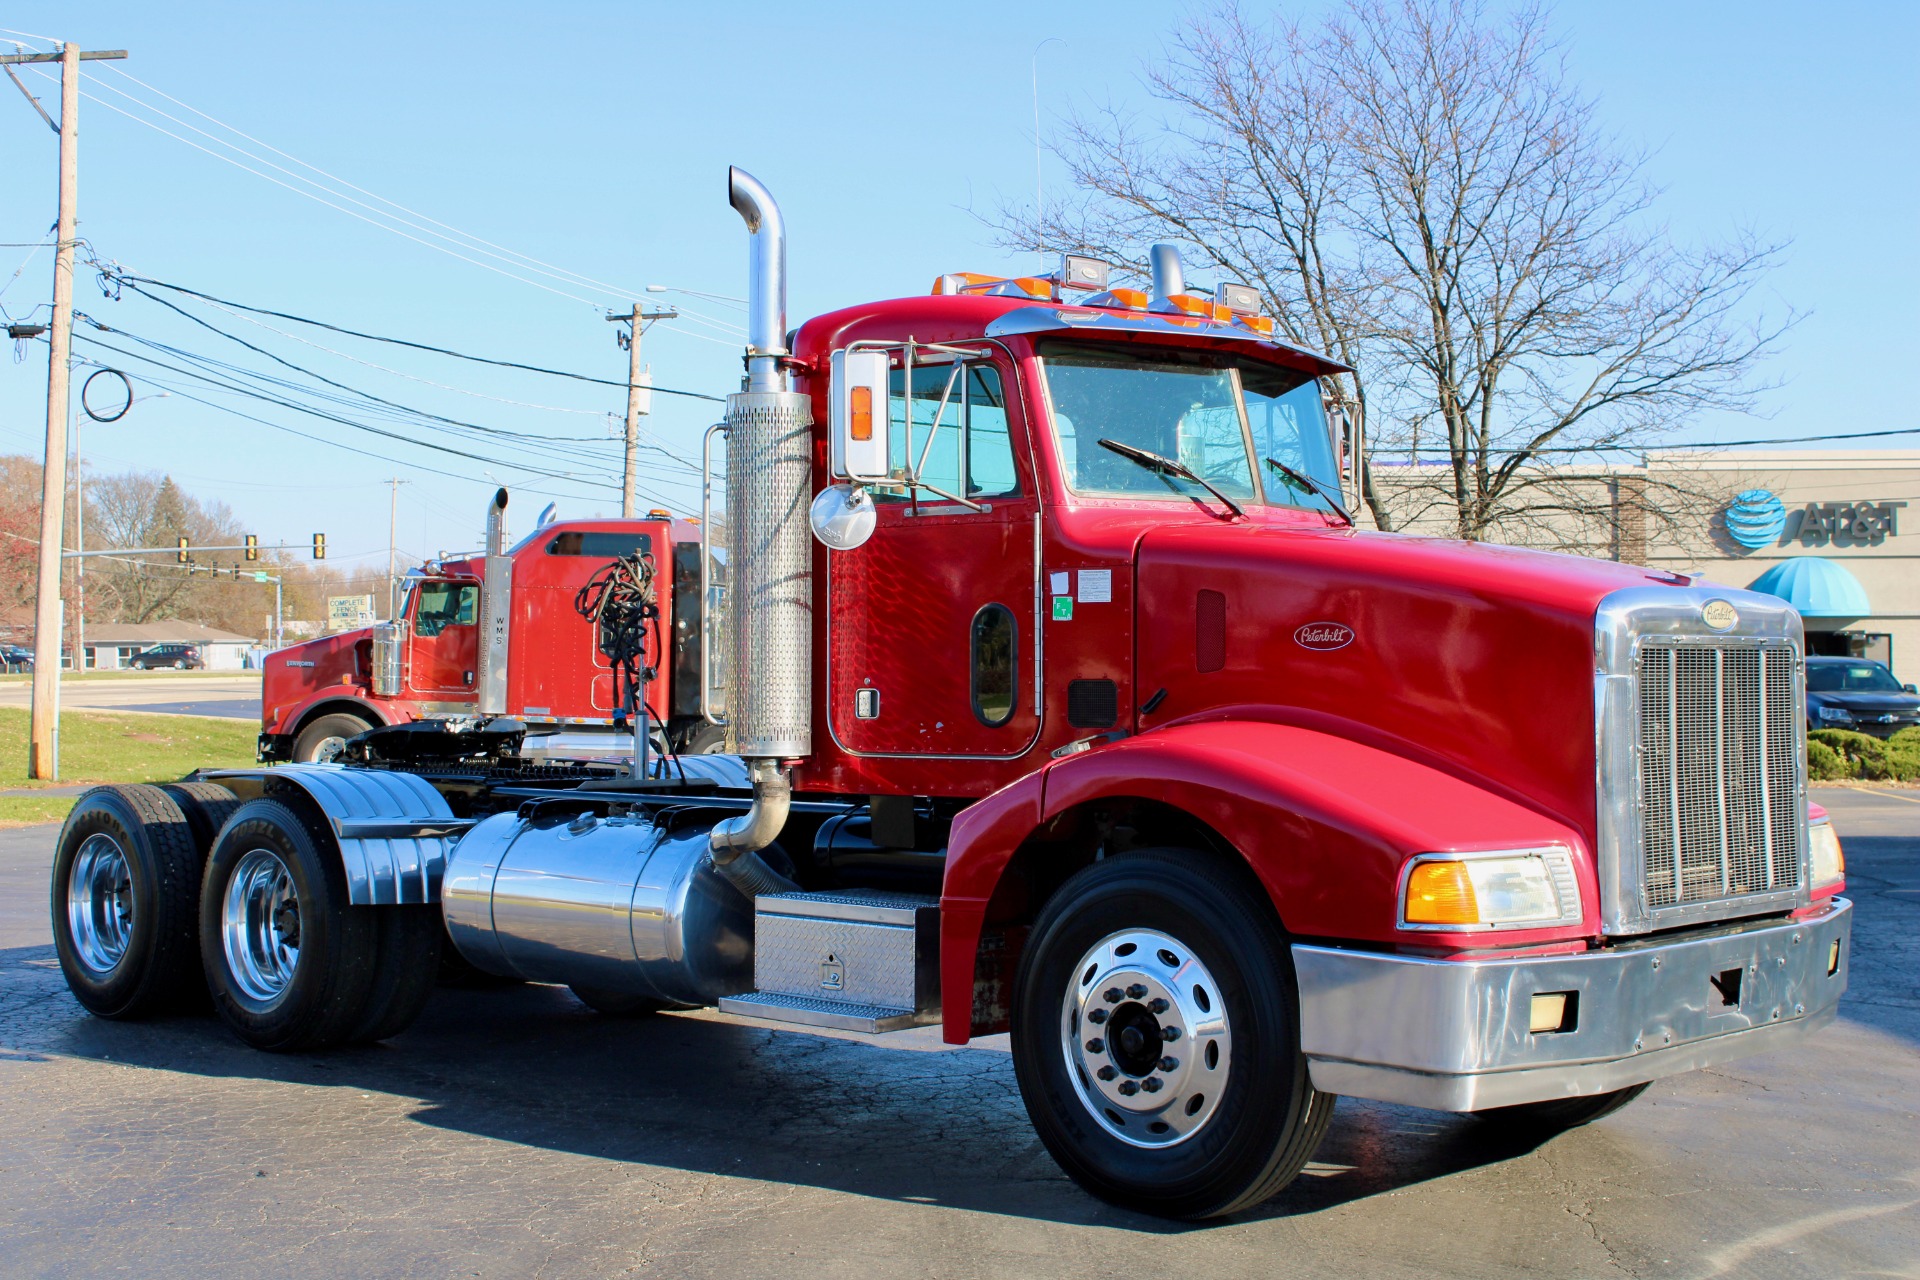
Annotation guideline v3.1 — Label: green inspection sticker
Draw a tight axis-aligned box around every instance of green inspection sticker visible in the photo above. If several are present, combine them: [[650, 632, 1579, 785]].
[[1052, 596, 1074, 621]]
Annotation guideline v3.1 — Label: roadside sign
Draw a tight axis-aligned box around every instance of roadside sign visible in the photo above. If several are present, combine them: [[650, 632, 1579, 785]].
[[327, 594, 375, 630]]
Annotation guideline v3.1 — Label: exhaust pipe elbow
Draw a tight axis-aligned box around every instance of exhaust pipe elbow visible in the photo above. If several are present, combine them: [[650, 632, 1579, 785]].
[[708, 759, 799, 898], [728, 166, 789, 393]]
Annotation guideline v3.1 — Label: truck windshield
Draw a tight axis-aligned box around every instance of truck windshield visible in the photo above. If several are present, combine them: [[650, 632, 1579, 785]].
[[1037, 342, 1337, 511]]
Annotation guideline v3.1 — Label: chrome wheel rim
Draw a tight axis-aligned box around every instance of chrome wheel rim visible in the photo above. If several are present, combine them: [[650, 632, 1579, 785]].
[[222, 848, 301, 1003], [1061, 928, 1232, 1148], [67, 834, 134, 974]]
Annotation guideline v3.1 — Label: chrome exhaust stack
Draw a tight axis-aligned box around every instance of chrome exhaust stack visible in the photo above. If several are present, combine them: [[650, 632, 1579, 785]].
[[477, 487, 512, 716], [710, 167, 812, 894], [1148, 243, 1187, 311]]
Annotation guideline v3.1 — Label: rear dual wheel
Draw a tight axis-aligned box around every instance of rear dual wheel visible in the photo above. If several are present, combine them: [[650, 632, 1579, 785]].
[[1012, 849, 1334, 1220], [200, 797, 438, 1051]]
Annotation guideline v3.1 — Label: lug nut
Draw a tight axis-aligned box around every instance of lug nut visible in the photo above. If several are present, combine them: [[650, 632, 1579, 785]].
[[1147, 997, 1169, 1014], [1087, 1008, 1108, 1025], [1103, 987, 1124, 1004], [1159, 1056, 1179, 1072], [1118, 1081, 1140, 1096], [1161, 1026, 1181, 1042], [1141, 1078, 1163, 1093], [1086, 1038, 1105, 1054], [1097, 1065, 1117, 1081], [1126, 983, 1148, 999]]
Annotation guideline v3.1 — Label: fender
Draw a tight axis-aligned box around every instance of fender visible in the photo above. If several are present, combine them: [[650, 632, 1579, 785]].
[[940, 720, 1592, 1044], [270, 691, 402, 737], [204, 764, 474, 905]]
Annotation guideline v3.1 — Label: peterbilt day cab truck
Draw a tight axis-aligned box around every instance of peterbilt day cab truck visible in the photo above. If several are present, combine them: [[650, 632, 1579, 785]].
[[49, 169, 1850, 1220], [258, 505, 723, 762]]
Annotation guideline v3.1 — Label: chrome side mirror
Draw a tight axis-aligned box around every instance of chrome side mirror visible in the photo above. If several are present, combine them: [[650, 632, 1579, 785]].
[[809, 483, 876, 551]]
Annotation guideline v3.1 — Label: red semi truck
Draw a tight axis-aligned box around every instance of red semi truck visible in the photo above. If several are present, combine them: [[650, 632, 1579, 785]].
[[48, 169, 1849, 1220], [258, 503, 724, 762]]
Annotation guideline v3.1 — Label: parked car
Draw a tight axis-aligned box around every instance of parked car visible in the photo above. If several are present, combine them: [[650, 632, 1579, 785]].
[[0, 643, 33, 673], [1806, 656, 1920, 738], [129, 643, 206, 671]]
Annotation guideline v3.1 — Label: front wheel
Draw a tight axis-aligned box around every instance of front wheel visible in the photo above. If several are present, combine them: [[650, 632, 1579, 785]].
[[291, 712, 372, 763], [1011, 848, 1334, 1219]]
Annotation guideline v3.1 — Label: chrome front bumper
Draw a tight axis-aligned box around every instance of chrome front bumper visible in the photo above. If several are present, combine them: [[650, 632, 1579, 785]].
[[1293, 898, 1851, 1112]]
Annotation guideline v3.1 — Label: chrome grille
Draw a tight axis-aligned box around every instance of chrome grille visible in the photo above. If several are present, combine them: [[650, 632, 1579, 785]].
[[1637, 642, 1801, 910]]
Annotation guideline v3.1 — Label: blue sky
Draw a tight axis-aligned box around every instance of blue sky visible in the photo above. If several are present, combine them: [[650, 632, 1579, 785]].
[[1, 1, 1914, 568]]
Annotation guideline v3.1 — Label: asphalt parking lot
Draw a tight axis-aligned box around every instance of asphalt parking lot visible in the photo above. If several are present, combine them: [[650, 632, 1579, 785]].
[[0, 789, 1914, 1279], [0, 674, 263, 721]]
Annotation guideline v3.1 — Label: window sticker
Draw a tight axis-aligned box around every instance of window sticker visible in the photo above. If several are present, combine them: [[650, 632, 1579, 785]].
[[1078, 569, 1112, 603]]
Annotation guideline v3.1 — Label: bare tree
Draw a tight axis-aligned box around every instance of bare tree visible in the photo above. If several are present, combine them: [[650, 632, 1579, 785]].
[[1003, 0, 1789, 544]]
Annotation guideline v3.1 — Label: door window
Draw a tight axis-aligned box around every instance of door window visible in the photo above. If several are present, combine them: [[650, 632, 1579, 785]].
[[414, 582, 478, 637], [885, 362, 1021, 500], [970, 604, 1018, 726]]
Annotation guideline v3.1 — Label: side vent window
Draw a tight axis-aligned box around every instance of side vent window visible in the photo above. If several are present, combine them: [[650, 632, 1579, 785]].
[[1196, 589, 1226, 673], [971, 604, 1017, 726]]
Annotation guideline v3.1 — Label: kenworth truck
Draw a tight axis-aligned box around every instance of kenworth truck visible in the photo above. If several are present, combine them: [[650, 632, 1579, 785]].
[[258, 501, 724, 762], [49, 169, 1850, 1220]]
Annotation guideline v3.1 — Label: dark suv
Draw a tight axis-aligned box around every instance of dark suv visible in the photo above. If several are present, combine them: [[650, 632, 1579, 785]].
[[130, 643, 206, 671], [1806, 656, 1920, 738]]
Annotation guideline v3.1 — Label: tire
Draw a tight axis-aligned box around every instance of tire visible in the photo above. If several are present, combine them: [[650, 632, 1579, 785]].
[[199, 797, 379, 1052], [172, 660, 185, 670], [1473, 1084, 1649, 1132], [569, 986, 672, 1017], [347, 904, 441, 1043], [1011, 848, 1335, 1220], [678, 723, 727, 755], [158, 781, 242, 869], [291, 712, 373, 764], [50, 785, 205, 1019]]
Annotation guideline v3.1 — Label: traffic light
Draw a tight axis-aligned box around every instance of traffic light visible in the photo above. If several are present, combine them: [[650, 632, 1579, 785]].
[[244, 534, 259, 562], [176, 536, 189, 563], [312, 533, 326, 561]]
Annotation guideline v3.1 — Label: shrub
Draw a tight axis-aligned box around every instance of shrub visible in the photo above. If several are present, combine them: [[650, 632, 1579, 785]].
[[1806, 738, 1850, 781], [1810, 728, 1920, 782]]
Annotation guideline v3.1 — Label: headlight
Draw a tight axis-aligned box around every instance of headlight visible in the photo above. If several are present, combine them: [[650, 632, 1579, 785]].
[[1400, 848, 1581, 930], [1810, 819, 1845, 891], [1815, 705, 1854, 724]]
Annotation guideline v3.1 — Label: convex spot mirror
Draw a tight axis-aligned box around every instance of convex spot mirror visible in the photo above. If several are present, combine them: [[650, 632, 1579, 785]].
[[829, 348, 890, 481], [809, 483, 877, 551]]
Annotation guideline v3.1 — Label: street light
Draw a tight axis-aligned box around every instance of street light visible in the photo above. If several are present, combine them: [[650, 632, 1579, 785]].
[[645, 283, 745, 307]]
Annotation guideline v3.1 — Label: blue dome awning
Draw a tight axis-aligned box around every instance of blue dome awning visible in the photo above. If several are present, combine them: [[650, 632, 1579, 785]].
[[1747, 557, 1871, 618]]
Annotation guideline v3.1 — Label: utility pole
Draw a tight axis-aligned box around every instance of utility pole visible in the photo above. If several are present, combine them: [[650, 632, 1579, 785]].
[[607, 304, 676, 517], [386, 478, 408, 618], [2, 42, 128, 779]]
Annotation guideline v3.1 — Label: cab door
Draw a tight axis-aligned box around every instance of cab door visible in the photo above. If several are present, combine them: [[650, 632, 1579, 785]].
[[827, 355, 1040, 757], [407, 579, 479, 697]]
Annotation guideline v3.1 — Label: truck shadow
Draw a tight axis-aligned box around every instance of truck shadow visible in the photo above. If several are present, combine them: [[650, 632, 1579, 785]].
[[7, 952, 1565, 1232]]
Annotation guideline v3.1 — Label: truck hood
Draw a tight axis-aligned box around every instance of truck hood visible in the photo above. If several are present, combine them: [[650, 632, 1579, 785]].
[[263, 629, 371, 719], [1134, 524, 1698, 840]]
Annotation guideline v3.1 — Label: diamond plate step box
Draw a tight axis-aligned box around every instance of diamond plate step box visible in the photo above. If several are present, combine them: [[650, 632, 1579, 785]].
[[718, 891, 939, 1034]]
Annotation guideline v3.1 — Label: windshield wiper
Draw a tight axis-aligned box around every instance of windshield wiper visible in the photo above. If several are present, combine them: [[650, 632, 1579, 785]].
[[1263, 456, 1353, 526], [1096, 438, 1245, 518]]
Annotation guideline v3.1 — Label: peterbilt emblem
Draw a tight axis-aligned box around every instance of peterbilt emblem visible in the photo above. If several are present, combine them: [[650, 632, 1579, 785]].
[[1293, 622, 1354, 651], [820, 953, 845, 992], [1701, 600, 1739, 631]]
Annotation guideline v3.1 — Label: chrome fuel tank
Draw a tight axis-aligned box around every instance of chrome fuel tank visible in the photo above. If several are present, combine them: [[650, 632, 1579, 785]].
[[441, 808, 753, 1006]]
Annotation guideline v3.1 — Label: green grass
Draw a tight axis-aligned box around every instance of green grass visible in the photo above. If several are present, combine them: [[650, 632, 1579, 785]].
[[0, 706, 259, 826]]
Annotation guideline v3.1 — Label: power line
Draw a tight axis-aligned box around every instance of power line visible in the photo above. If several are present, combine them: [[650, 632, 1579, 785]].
[[111, 272, 727, 403], [1402, 425, 1920, 457]]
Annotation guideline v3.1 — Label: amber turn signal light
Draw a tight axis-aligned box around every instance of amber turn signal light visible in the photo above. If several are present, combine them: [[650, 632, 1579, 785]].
[[1404, 861, 1478, 926], [850, 385, 873, 442]]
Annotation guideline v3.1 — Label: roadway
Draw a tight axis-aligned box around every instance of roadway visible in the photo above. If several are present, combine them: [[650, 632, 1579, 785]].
[[0, 788, 1913, 1278], [0, 673, 262, 720]]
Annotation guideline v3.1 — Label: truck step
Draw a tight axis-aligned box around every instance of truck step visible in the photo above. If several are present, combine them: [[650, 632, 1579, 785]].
[[718, 889, 939, 1034]]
